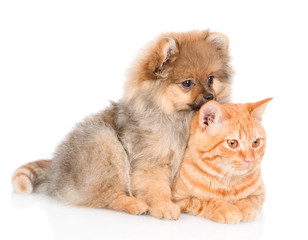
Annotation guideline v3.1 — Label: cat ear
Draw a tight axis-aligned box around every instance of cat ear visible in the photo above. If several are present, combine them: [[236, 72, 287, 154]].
[[249, 98, 273, 122], [208, 32, 229, 51], [199, 101, 222, 129]]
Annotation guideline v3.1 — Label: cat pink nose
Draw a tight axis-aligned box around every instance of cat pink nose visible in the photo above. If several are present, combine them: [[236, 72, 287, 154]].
[[245, 158, 254, 165]]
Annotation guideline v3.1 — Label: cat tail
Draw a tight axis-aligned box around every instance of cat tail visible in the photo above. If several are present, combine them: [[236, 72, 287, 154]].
[[12, 160, 52, 194]]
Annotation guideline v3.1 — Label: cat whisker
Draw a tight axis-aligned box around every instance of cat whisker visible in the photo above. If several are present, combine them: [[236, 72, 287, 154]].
[[215, 164, 232, 180]]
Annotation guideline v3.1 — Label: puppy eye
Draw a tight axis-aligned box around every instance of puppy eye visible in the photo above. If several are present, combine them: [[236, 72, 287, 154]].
[[181, 80, 195, 89], [252, 138, 261, 148], [208, 75, 214, 85], [226, 139, 239, 149]]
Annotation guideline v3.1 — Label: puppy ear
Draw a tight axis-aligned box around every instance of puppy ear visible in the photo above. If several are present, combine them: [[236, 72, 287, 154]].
[[143, 37, 178, 79], [209, 32, 229, 51], [154, 37, 177, 75], [199, 101, 222, 130], [248, 98, 273, 122]]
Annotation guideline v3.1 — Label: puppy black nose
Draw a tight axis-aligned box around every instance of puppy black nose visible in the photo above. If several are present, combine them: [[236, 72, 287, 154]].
[[204, 94, 214, 101]]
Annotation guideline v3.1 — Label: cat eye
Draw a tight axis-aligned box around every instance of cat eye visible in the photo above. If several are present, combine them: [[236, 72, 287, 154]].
[[227, 139, 238, 149], [252, 138, 261, 148], [181, 79, 195, 89], [208, 75, 214, 85]]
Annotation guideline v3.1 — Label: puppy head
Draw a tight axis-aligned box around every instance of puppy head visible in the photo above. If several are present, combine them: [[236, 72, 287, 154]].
[[125, 30, 233, 114]]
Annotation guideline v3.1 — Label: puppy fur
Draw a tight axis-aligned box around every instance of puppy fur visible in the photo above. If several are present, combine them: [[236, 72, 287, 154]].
[[12, 30, 233, 219]]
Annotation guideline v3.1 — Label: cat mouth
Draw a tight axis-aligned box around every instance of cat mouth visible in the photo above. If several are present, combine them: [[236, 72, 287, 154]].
[[232, 162, 253, 170]]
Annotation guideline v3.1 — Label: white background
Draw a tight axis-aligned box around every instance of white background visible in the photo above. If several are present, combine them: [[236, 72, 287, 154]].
[[1, 1, 308, 239]]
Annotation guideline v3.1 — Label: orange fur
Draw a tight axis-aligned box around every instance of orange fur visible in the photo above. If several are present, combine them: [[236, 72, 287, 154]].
[[12, 160, 51, 194], [172, 98, 272, 223]]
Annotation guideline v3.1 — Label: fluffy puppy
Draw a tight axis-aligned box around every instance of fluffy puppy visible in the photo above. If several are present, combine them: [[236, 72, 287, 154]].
[[12, 30, 232, 219]]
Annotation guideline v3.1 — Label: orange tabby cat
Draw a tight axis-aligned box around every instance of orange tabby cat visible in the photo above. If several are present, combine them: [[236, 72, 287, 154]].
[[172, 98, 272, 223]]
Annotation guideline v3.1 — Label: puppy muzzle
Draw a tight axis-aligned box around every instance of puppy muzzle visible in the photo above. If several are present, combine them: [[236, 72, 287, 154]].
[[189, 94, 216, 111]]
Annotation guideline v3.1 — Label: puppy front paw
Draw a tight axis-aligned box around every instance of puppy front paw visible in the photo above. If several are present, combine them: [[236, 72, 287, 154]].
[[108, 195, 149, 215], [126, 199, 149, 215], [149, 201, 180, 220]]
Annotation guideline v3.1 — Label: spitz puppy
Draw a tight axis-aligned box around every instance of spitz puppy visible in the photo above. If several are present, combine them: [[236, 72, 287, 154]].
[[12, 30, 232, 219]]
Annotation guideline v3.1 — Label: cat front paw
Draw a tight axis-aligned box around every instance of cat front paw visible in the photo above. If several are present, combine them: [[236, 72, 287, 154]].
[[240, 205, 258, 222], [235, 200, 259, 222], [149, 201, 180, 220], [208, 201, 243, 224]]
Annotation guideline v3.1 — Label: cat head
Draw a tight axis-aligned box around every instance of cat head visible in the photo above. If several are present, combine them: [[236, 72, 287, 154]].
[[189, 98, 272, 177]]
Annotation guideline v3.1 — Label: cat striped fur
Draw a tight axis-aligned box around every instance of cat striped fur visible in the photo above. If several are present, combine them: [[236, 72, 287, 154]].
[[172, 98, 271, 223], [12, 160, 51, 194]]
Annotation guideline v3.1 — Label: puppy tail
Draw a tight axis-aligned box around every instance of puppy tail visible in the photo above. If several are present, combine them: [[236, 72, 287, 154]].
[[12, 160, 52, 194]]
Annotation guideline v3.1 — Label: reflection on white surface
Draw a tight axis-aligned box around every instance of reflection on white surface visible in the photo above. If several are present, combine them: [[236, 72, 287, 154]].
[[10, 193, 264, 240]]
